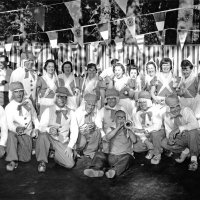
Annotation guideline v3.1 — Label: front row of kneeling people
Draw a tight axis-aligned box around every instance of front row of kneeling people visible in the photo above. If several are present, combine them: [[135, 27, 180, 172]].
[[0, 82, 200, 179]]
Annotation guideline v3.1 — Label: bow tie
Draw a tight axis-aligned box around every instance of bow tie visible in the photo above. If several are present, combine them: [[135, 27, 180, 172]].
[[17, 101, 31, 116], [55, 110, 68, 124], [140, 111, 152, 125], [25, 69, 35, 80]]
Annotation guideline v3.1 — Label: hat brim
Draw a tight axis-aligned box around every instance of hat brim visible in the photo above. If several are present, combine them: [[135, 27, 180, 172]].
[[56, 93, 68, 97]]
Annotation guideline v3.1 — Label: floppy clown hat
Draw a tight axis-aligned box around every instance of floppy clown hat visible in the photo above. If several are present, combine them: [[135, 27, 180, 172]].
[[84, 93, 97, 105], [165, 94, 180, 108], [9, 81, 24, 92]]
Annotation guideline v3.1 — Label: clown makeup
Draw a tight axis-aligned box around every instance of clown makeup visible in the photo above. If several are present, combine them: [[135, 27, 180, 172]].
[[107, 97, 117, 108], [129, 68, 138, 79], [182, 66, 192, 79], [114, 65, 123, 79]]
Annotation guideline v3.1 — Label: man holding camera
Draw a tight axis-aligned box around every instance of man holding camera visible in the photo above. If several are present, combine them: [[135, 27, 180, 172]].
[[84, 110, 136, 179], [0, 55, 12, 108], [162, 94, 200, 171]]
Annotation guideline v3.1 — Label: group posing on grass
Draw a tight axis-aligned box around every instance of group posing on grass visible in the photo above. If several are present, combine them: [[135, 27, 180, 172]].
[[0, 54, 200, 179]]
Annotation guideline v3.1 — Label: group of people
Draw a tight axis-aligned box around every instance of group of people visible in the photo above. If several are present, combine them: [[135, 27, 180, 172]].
[[0, 53, 200, 180]]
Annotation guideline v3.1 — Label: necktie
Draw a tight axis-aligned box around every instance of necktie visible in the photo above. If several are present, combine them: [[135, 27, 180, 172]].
[[140, 111, 152, 125], [84, 113, 94, 124], [17, 102, 31, 116], [25, 69, 35, 80], [55, 110, 68, 124], [105, 107, 116, 121], [170, 114, 182, 129]]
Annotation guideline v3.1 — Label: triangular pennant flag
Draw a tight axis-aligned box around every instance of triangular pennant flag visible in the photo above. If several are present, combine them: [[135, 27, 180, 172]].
[[115, 38, 123, 52], [135, 34, 144, 54], [194, 4, 200, 10], [47, 32, 58, 48], [124, 16, 135, 38], [72, 26, 83, 46], [156, 30, 165, 45], [5, 35, 13, 52], [178, 30, 187, 49], [115, 0, 128, 14], [153, 12, 166, 31], [98, 23, 109, 40], [64, 0, 81, 26], [30, 7, 45, 31]]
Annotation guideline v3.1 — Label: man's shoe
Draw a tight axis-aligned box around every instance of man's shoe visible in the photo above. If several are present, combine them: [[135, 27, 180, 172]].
[[105, 169, 116, 179], [165, 150, 173, 157], [84, 169, 104, 177], [188, 161, 198, 171], [6, 161, 18, 171], [175, 152, 190, 163], [38, 161, 46, 173], [145, 150, 154, 160], [151, 154, 161, 165]]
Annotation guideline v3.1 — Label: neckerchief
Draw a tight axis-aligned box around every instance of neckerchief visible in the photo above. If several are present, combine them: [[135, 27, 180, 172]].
[[17, 101, 31, 116], [55, 109, 68, 124]]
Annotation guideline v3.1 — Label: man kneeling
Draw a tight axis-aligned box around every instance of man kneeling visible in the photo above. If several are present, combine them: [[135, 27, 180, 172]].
[[84, 110, 136, 179], [36, 87, 79, 172]]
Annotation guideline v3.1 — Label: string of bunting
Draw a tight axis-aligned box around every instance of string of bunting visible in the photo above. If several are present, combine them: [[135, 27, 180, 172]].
[[1, 1, 200, 53]]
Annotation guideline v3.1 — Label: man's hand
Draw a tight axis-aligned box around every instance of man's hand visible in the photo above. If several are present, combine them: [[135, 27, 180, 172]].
[[87, 122, 96, 131], [65, 146, 73, 158], [49, 127, 58, 136], [16, 126, 26, 135], [0, 145, 5, 158], [168, 128, 180, 145]]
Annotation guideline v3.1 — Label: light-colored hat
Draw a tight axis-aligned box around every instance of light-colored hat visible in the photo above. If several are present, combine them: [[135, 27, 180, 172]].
[[9, 81, 24, 92], [84, 93, 97, 105], [105, 89, 119, 99], [165, 94, 180, 107], [138, 91, 151, 100], [56, 87, 70, 97]]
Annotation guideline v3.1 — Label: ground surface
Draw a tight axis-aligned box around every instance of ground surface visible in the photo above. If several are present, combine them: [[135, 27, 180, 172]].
[[0, 152, 200, 200]]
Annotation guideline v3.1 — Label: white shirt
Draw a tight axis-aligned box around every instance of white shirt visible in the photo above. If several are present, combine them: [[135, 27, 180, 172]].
[[0, 105, 8, 146], [164, 107, 199, 138], [5, 99, 39, 136], [134, 105, 163, 142], [75, 105, 100, 131], [39, 105, 78, 149], [9, 67, 37, 100]]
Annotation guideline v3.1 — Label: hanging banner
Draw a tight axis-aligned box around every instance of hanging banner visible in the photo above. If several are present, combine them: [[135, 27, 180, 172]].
[[153, 12, 166, 31], [156, 30, 165, 45], [30, 7, 45, 31], [64, 0, 81, 26], [178, 30, 188, 49], [47, 32, 58, 48], [98, 23, 109, 41], [125, 16, 135, 38], [115, 0, 128, 14], [72, 26, 83, 46], [135, 34, 144, 54]]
